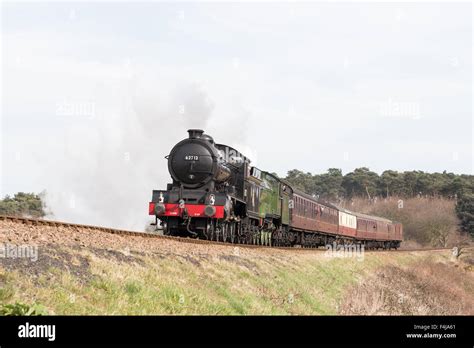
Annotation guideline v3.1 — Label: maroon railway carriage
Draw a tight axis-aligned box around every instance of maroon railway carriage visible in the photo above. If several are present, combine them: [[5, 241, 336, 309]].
[[291, 190, 338, 234], [353, 212, 403, 248], [287, 189, 402, 249]]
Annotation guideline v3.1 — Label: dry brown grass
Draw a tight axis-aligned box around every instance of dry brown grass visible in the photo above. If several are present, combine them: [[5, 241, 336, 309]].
[[339, 253, 474, 315]]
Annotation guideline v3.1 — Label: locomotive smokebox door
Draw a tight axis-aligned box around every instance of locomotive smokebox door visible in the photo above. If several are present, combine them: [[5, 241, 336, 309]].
[[167, 129, 231, 189]]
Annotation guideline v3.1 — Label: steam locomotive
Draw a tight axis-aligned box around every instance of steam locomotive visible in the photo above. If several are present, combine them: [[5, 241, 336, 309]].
[[149, 129, 402, 249]]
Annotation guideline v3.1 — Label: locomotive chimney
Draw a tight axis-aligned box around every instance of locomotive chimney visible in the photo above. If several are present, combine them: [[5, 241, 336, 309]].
[[188, 129, 204, 139]]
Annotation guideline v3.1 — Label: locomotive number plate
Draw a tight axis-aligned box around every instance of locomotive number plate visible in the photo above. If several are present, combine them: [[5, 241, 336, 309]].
[[184, 155, 199, 161]]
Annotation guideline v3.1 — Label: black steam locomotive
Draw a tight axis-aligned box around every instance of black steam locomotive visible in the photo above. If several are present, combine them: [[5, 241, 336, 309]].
[[149, 129, 251, 243], [149, 129, 403, 248]]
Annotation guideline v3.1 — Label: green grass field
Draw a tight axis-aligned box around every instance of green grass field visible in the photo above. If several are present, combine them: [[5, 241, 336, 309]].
[[1, 241, 472, 315]]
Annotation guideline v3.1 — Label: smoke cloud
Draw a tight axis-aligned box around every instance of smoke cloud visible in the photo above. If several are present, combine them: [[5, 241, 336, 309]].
[[3, 29, 252, 231], [41, 75, 221, 230]]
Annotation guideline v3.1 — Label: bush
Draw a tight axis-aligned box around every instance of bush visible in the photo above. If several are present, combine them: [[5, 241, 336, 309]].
[[456, 193, 474, 238], [0, 302, 47, 316], [0, 192, 46, 218], [345, 196, 461, 247]]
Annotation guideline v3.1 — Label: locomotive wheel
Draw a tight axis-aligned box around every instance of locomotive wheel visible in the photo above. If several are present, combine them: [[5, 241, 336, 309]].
[[206, 222, 214, 241], [236, 224, 241, 244], [222, 224, 228, 242], [162, 222, 169, 236], [246, 226, 251, 244], [252, 226, 258, 245], [262, 230, 266, 245], [245, 226, 250, 244], [241, 224, 247, 244], [229, 223, 235, 244], [235, 223, 241, 244]]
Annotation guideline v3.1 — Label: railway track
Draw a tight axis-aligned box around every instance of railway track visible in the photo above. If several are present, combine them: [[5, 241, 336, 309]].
[[0, 215, 452, 253]]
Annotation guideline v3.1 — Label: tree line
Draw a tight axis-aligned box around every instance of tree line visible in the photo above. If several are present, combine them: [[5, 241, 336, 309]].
[[284, 168, 474, 238], [284, 168, 473, 200]]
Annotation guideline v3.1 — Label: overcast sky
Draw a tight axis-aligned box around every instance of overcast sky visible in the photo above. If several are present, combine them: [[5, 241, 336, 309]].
[[1, 2, 472, 228]]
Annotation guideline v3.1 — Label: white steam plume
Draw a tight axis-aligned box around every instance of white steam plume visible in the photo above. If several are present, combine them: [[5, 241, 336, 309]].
[[43, 77, 217, 231]]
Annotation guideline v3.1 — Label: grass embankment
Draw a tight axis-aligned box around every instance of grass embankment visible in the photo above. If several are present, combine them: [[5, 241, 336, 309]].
[[0, 221, 473, 315]]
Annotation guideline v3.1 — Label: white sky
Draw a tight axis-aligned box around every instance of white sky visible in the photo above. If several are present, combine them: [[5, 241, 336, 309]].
[[1, 1, 472, 228]]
